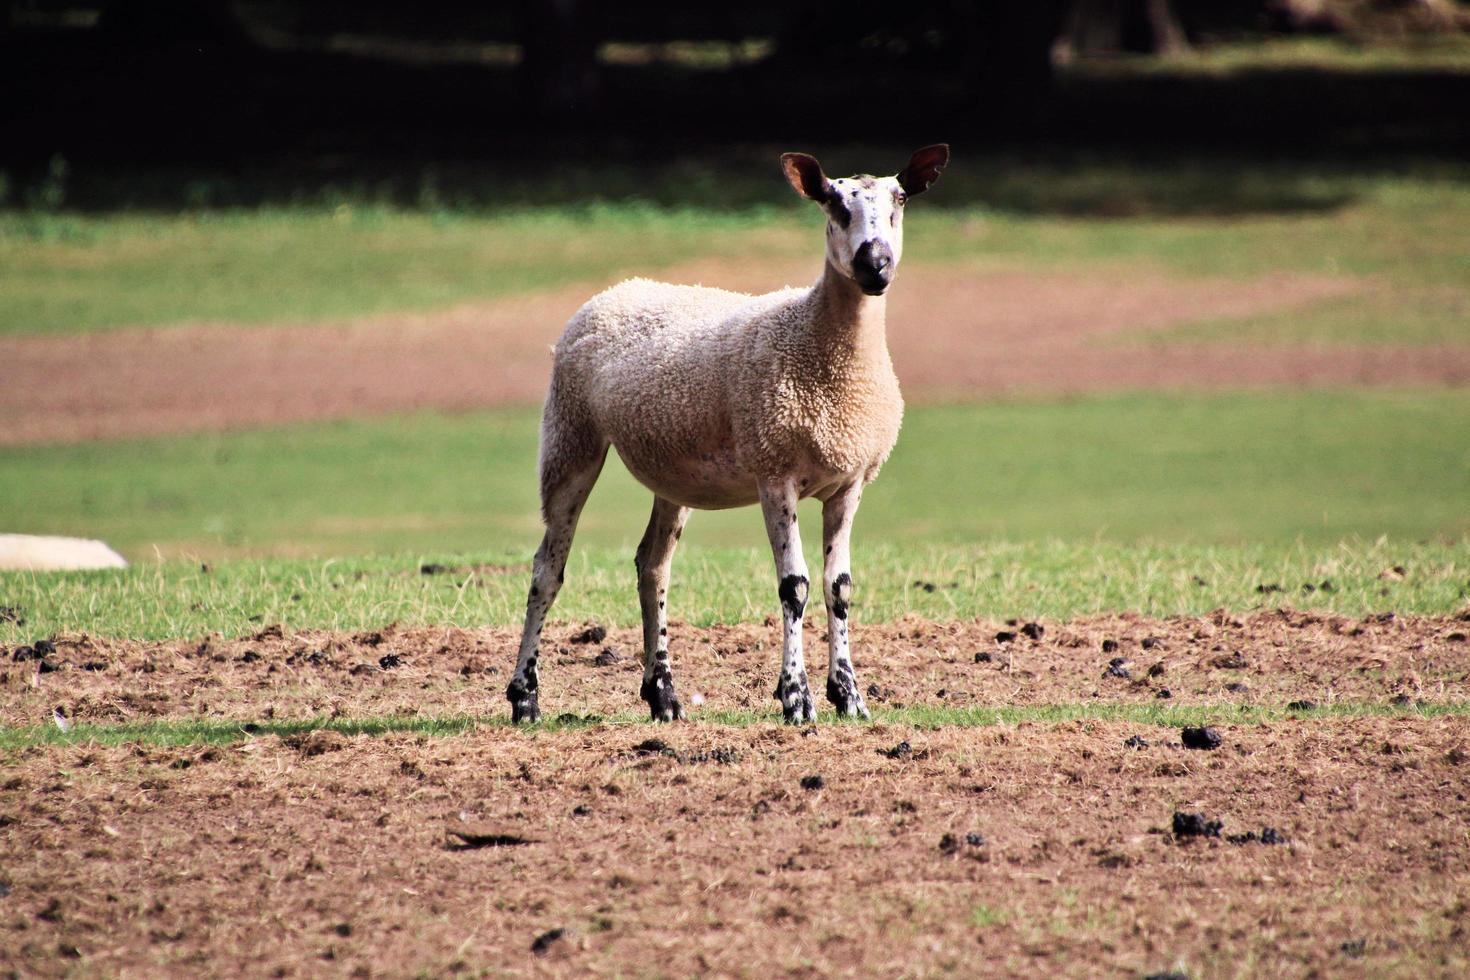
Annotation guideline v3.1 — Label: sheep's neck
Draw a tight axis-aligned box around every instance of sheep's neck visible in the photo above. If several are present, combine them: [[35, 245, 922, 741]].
[[808, 259, 889, 362]]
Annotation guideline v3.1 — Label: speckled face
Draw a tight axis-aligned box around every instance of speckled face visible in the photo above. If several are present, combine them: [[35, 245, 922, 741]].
[[823, 175, 906, 296], [781, 146, 947, 296]]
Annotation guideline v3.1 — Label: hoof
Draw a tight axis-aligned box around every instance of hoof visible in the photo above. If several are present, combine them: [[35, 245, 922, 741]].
[[774, 670, 816, 725], [826, 665, 871, 720], [640, 663, 685, 723], [506, 678, 540, 724]]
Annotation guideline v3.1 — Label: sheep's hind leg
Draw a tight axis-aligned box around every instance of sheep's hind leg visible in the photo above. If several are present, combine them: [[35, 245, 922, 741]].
[[507, 445, 608, 723], [822, 483, 869, 719], [635, 496, 692, 721], [759, 480, 816, 724]]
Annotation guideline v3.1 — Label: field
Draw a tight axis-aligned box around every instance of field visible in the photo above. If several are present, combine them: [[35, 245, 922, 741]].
[[4, 116, 1470, 976], [6, 613, 1470, 976]]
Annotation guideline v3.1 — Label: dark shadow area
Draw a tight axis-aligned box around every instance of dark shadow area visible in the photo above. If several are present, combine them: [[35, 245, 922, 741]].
[[1056, 62, 1470, 150], [2, 1, 1467, 217]]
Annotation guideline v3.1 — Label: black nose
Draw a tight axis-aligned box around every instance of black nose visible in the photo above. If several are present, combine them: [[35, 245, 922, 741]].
[[852, 240, 893, 294]]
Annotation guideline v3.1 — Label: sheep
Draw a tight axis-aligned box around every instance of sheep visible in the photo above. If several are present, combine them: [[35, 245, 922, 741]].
[[506, 144, 950, 724]]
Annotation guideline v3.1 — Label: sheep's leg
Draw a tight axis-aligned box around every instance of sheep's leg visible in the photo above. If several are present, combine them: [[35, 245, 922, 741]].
[[822, 483, 870, 719], [760, 480, 815, 724], [506, 448, 607, 723], [635, 496, 692, 722]]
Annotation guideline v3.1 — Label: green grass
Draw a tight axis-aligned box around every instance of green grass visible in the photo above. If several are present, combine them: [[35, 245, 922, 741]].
[[4, 389, 1464, 640], [0, 205, 803, 336], [4, 152, 1468, 347], [3, 391, 1466, 561], [970, 905, 1011, 930], [921, 166, 1470, 291], [1, 538, 1466, 642], [3, 699, 1465, 752]]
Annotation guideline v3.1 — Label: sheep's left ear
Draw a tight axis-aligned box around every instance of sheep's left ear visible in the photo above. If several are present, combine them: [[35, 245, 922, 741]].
[[898, 144, 950, 197], [780, 152, 831, 203]]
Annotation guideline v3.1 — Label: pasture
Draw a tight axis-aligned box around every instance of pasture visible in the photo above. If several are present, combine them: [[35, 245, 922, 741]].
[[3, 134, 1469, 975]]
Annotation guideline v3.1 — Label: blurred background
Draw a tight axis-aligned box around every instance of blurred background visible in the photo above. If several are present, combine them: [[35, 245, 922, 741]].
[[1, 0, 1468, 564], [4, 0, 1470, 204]]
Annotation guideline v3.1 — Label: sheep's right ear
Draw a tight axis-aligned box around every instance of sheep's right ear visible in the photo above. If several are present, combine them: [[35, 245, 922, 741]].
[[780, 152, 830, 203]]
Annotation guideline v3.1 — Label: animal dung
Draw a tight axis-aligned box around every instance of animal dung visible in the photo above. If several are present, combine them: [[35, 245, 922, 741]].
[[571, 624, 607, 645], [1171, 811, 1223, 839], [1181, 726, 1223, 750]]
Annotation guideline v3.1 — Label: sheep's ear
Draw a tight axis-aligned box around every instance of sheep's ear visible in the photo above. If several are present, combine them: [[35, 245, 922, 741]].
[[780, 152, 831, 203], [898, 144, 950, 197]]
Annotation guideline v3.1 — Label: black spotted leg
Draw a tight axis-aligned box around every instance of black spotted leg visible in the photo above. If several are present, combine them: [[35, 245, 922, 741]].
[[759, 479, 815, 724], [822, 482, 869, 719], [635, 496, 692, 721]]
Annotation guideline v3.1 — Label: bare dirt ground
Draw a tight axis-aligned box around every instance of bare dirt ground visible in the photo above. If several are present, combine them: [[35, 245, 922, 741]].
[[4, 610, 1469, 729], [4, 614, 1470, 975], [5, 258, 1467, 446], [3, 711, 1469, 976]]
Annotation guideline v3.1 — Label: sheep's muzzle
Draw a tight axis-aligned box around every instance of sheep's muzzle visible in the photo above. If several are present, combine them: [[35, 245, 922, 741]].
[[852, 239, 893, 295]]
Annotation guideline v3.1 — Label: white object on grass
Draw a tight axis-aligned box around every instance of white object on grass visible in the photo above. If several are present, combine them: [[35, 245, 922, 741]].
[[0, 534, 128, 571]]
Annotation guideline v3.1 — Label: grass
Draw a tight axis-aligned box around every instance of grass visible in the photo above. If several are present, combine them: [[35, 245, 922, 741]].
[[3, 391, 1466, 562], [3, 698, 1465, 751], [0, 205, 803, 336], [2, 389, 1465, 640], [1, 540, 1466, 644], [970, 905, 1010, 930], [3, 151, 1468, 347]]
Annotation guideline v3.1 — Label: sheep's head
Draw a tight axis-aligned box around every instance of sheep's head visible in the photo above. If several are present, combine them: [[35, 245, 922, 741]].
[[780, 144, 949, 296]]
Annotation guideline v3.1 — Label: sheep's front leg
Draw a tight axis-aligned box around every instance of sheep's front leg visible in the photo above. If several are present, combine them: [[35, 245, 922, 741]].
[[760, 480, 815, 724], [636, 496, 691, 722], [822, 483, 869, 719]]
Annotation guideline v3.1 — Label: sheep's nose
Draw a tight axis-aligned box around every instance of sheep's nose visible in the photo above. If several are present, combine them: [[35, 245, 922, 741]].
[[855, 239, 892, 272], [852, 240, 894, 294]]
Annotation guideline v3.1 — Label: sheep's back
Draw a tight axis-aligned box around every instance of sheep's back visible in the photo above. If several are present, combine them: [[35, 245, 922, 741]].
[[556, 278, 791, 414], [551, 278, 804, 483]]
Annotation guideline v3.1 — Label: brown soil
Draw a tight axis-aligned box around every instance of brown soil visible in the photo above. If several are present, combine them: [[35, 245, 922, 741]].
[[5, 614, 1470, 975], [5, 610, 1469, 729], [4, 713, 1469, 976], [5, 259, 1466, 447]]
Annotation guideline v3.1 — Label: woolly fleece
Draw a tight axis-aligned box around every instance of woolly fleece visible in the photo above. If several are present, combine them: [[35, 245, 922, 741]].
[[542, 270, 904, 512]]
